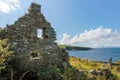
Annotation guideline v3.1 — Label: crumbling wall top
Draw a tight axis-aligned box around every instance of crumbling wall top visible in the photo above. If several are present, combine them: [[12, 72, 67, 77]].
[[28, 3, 41, 13], [6, 3, 56, 42]]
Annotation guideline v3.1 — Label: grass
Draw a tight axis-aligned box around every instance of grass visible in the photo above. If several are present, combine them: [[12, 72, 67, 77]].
[[69, 56, 104, 70], [69, 56, 120, 78], [112, 65, 120, 78]]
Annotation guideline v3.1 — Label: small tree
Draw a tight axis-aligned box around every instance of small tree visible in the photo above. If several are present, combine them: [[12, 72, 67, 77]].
[[0, 39, 13, 68]]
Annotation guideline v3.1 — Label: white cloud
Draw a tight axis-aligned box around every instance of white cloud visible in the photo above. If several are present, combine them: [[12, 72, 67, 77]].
[[0, 0, 20, 13], [58, 26, 120, 48]]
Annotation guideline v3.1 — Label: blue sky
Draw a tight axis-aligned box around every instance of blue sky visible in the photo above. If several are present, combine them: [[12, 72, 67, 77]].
[[0, 0, 120, 47]]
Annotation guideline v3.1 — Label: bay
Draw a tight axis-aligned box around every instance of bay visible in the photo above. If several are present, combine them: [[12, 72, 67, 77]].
[[69, 48, 120, 63]]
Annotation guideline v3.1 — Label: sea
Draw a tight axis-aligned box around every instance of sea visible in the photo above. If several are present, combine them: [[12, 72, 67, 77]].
[[69, 48, 120, 63]]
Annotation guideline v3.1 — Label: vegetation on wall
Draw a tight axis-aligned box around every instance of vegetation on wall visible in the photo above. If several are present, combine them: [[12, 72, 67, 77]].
[[0, 28, 8, 39]]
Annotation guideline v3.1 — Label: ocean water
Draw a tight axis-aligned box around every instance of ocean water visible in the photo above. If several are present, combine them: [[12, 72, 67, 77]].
[[69, 48, 120, 63]]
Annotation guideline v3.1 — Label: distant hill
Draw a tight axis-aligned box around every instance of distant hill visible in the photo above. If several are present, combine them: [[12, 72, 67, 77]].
[[59, 45, 92, 51]]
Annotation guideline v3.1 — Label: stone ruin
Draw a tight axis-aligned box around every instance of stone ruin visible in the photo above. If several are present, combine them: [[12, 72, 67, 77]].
[[1, 3, 68, 79]]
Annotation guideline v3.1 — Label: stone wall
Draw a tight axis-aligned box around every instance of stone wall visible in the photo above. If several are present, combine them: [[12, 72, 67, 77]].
[[1, 3, 68, 79]]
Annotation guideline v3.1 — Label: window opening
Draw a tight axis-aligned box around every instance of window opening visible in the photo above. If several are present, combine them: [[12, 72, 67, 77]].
[[30, 51, 40, 59], [37, 29, 42, 38]]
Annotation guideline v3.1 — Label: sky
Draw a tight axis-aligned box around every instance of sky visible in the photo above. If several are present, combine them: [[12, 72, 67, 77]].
[[0, 0, 120, 48]]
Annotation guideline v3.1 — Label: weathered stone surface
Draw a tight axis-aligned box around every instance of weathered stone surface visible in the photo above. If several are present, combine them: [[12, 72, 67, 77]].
[[3, 3, 68, 79]]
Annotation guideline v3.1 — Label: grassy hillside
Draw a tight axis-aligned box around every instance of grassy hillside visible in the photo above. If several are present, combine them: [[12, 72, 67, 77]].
[[69, 56, 120, 79]]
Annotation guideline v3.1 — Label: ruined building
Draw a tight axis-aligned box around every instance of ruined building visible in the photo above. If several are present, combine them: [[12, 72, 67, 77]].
[[3, 3, 68, 79]]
